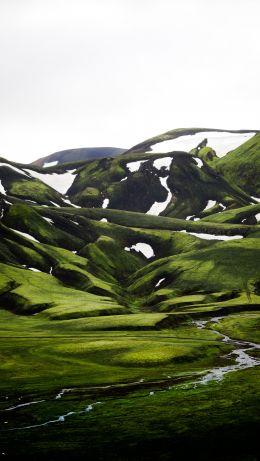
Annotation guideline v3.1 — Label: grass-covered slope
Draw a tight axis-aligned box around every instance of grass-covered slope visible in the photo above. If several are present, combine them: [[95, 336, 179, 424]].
[[0, 128, 259, 460], [214, 133, 260, 197], [0, 129, 260, 319]]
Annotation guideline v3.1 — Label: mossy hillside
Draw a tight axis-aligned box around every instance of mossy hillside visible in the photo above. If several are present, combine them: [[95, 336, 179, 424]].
[[38, 243, 90, 269], [0, 132, 259, 461], [1, 203, 259, 316], [107, 168, 167, 213], [72, 186, 102, 207], [68, 157, 124, 191], [196, 146, 218, 162], [8, 177, 65, 205], [2, 204, 85, 250], [40, 303, 128, 320], [209, 312, 260, 343], [0, 160, 35, 194], [52, 261, 123, 299], [214, 132, 260, 196], [0, 213, 206, 309], [49, 206, 256, 236], [81, 236, 144, 283], [0, 222, 54, 271], [0, 235, 49, 270], [66, 149, 254, 217], [67, 151, 176, 196], [0, 263, 124, 316], [161, 153, 250, 218], [145, 292, 213, 310], [200, 203, 260, 224], [61, 215, 208, 258], [127, 238, 260, 301], [155, 292, 260, 316], [35, 207, 215, 263], [0, 221, 91, 274], [68, 155, 170, 211]]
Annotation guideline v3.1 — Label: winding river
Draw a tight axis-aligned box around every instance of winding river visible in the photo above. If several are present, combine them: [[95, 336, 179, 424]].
[[2, 316, 260, 431]]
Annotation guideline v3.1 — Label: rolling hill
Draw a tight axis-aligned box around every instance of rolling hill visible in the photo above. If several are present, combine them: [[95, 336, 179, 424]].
[[0, 127, 259, 460]]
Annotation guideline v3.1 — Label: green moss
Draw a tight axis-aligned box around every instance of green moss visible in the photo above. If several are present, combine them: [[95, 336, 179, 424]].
[[209, 312, 260, 343], [197, 146, 217, 162], [8, 178, 63, 205], [49, 206, 255, 236], [214, 133, 260, 196], [2, 204, 84, 250], [0, 263, 124, 316], [127, 238, 260, 303], [200, 203, 260, 224]]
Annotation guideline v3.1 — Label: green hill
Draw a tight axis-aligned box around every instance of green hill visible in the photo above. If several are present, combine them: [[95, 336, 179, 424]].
[[0, 128, 259, 460]]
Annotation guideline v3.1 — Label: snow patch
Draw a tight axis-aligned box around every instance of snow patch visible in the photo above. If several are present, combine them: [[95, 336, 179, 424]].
[[43, 161, 58, 168], [120, 177, 127, 182], [28, 268, 41, 272], [62, 198, 81, 208], [251, 196, 260, 203], [203, 200, 216, 211], [255, 213, 260, 222], [102, 198, 109, 209], [43, 217, 54, 225], [186, 215, 200, 221], [100, 218, 108, 222], [126, 160, 147, 172], [153, 157, 172, 171], [0, 180, 6, 195], [149, 132, 255, 157], [49, 201, 60, 207], [124, 242, 154, 259], [24, 169, 77, 194], [155, 278, 165, 287], [147, 176, 172, 216], [194, 157, 203, 168], [181, 230, 243, 240], [10, 229, 40, 242]]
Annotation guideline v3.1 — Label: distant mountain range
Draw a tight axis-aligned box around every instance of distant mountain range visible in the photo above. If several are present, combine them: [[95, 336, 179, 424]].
[[31, 146, 126, 167]]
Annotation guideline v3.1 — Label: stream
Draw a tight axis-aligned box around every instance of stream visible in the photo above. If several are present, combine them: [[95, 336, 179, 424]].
[[2, 316, 259, 431], [192, 316, 260, 385]]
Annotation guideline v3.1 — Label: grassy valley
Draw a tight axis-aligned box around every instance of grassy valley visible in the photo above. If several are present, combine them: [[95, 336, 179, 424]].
[[0, 128, 259, 460]]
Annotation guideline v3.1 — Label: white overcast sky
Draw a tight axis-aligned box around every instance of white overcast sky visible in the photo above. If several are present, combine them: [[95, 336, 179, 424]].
[[0, 0, 259, 163]]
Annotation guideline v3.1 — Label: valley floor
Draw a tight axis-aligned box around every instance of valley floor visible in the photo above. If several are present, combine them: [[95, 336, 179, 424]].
[[0, 309, 259, 461]]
